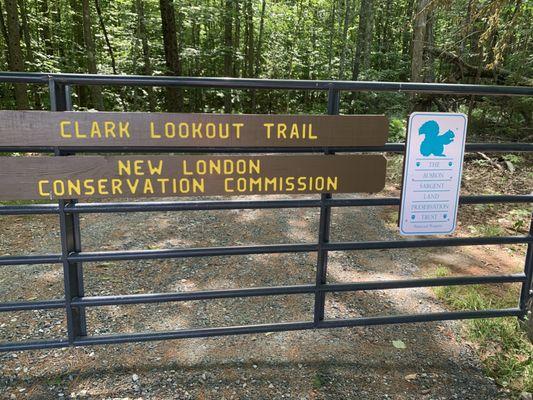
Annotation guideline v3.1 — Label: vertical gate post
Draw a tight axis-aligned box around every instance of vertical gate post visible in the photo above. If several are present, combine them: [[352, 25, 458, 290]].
[[49, 78, 87, 343], [314, 88, 340, 325], [519, 213, 533, 341]]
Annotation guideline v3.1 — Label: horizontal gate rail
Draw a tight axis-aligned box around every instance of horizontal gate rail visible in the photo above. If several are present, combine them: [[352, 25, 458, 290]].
[[0, 254, 62, 266], [0, 71, 532, 96], [0, 299, 66, 312], [1, 274, 525, 313], [1, 236, 531, 266], [0, 308, 523, 352], [1, 194, 532, 216], [0, 72, 532, 352], [72, 274, 525, 308]]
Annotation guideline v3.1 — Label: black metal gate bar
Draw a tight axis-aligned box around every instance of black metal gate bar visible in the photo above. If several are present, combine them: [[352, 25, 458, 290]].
[[0, 73, 532, 352], [519, 213, 533, 314], [50, 79, 87, 343], [1, 71, 531, 96], [314, 88, 340, 325], [1, 194, 532, 217]]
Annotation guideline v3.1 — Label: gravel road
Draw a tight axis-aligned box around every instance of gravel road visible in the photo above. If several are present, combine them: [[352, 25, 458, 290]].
[[1, 191, 523, 399]]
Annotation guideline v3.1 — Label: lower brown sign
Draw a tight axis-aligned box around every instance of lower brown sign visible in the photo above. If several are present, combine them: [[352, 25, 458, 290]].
[[0, 155, 386, 200]]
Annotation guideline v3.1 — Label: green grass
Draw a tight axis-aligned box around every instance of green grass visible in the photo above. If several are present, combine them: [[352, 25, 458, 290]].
[[312, 372, 327, 389], [434, 267, 532, 394], [467, 223, 507, 237]]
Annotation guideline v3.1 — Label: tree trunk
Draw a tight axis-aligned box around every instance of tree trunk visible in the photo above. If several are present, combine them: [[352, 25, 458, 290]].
[[69, 0, 88, 107], [159, 0, 182, 112], [223, 0, 233, 112], [254, 0, 265, 77], [53, 1, 64, 60], [402, 0, 414, 57], [251, 0, 265, 111], [379, 0, 392, 68], [327, 0, 336, 78], [17, 0, 41, 108], [424, 11, 435, 82], [82, 0, 103, 109], [337, 0, 352, 79], [410, 0, 430, 83], [134, 0, 155, 111], [352, 0, 374, 81], [39, 0, 53, 56], [17, 0, 31, 64], [233, 0, 240, 77], [410, 0, 432, 111], [0, 0, 11, 66], [95, 0, 117, 74], [244, 0, 254, 78], [4, 0, 28, 109]]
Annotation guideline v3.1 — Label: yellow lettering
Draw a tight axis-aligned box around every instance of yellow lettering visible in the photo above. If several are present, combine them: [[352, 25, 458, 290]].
[[150, 122, 161, 139], [327, 176, 338, 191], [263, 123, 274, 139], [84, 179, 95, 196], [205, 123, 216, 138], [264, 177, 277, 191], [133, 160, 144, 176], [111, 179, 123, 194], [38, 180, 50, 196], [224, 178, 234, 192], [277, 123, 287, 139], [233, 123, 243, 139], [297, 176, 307, 191], [67, 180, 82, 196], [117, 160, 130, 176], [219, 123, 229, 139], [249, 177, 262, 192], [192, 123, 202, 138], [290, 123, 299, 139], [104, 121, 116, 138], [286, 177, 295, 191], [178, 122, 189, 138], [53, 180, 65, 196], [60, 121, 72, 138], [192, 179, 205, 193], [182, 160, 193, 175], [119, 122, 130, 138], [90, 122, 102, 138], [250, 160, 260, 174], [143, 179, 154, 194], [165, 122, 176, 138], [157, 178, 169, 194], [147, 160, 163, 175], [309, 124, 317, 139], [126, 179, 139, 193], [74, 121, 86, 138], [97, 179, 109, 195]]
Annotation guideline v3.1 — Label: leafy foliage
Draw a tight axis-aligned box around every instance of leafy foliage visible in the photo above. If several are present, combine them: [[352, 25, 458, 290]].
[[0, 0, 530, 139]]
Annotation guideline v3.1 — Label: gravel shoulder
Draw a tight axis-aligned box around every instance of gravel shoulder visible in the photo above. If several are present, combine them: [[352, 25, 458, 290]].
[[0, 158, 529, 399]]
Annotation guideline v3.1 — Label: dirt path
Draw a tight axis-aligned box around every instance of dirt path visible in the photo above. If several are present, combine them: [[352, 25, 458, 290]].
[[0, 191, 526, 399]]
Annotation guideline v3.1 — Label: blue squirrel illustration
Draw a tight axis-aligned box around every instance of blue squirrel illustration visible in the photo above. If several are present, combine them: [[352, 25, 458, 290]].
[[419, 120, 454, 157]]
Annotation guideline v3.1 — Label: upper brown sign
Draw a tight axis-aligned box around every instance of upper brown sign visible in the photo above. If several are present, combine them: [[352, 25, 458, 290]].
[[0, 155, 386, 200], [0, 111, 388, 147]]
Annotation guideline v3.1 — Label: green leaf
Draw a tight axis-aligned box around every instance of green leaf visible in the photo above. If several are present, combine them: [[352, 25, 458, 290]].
[[392, 340, 406, 349]]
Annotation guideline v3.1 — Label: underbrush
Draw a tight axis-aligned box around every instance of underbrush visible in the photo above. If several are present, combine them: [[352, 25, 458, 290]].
[[434, 266, 532, 395]]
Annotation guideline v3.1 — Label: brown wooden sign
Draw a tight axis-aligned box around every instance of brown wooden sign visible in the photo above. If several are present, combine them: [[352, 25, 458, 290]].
[[0, 155, 386, 200], [0, 111, 388, 147]]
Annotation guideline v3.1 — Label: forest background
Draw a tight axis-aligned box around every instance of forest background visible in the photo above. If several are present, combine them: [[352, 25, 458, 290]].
[[0, 0, 531, 140]]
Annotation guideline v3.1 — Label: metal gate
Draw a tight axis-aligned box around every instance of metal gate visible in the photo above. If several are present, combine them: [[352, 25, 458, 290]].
[[0, 72, 531, 352]]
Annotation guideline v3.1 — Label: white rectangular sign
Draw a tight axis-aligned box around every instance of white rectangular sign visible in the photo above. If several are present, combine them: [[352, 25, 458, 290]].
[[399, 112, 468, 235]]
